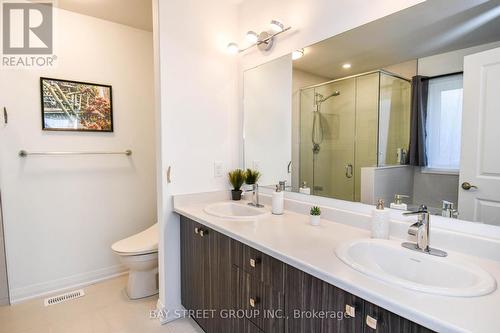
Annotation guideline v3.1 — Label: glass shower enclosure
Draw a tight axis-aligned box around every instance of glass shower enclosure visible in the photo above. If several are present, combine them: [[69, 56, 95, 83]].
[[299, 70, 411, 201]]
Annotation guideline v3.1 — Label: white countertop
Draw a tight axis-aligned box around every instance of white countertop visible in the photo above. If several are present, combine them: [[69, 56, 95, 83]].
[[173, 192, 500, 333]]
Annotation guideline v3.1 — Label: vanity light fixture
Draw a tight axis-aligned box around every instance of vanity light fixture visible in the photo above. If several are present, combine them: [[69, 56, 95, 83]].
[[226, 19, 291, 54], [270, 19, 285, 32], [227, 42, 239, 54], [292, 49, 304, 60], [246, 31, 259, 43], [342, 63, 352, 69]]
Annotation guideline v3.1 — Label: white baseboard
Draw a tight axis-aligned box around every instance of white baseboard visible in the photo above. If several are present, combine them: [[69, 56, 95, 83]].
[[10, 264, 128, 304], [156, 299, 186, 324]]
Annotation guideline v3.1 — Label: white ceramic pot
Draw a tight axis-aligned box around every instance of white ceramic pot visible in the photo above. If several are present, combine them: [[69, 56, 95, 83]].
[[310, 215, 321, 226]]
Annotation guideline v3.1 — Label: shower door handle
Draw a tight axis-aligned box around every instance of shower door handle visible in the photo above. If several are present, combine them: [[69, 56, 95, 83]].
[[345, 164, 353, 178]]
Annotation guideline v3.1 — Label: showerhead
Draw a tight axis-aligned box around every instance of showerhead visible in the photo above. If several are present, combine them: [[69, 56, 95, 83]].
[[315, 91, 340, 104]]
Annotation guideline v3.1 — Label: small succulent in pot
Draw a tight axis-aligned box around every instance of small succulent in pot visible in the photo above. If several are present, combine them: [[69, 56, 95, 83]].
[[228, 169, 246, 200], [309, 206, 321, 226], [245, 169, 261, 185]]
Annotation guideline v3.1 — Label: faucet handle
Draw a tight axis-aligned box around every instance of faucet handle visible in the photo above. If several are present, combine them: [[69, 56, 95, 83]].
[[403, 204, 428, 216]]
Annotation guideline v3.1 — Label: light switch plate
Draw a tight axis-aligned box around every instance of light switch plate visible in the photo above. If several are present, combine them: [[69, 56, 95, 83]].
[[214, 161, 224, 177], [252, 160, 260, 170]]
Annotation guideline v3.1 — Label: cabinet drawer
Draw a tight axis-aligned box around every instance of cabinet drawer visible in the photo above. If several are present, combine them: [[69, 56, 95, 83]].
[[232, 240, 285, 293], [363, 301, 434, 333], [233, 266, 285, 333]]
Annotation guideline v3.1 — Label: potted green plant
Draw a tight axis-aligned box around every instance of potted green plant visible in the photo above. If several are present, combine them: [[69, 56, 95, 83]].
[[310, 206, 321, 226], [228, 169, 246, 200], [245, 169, 261, 185]]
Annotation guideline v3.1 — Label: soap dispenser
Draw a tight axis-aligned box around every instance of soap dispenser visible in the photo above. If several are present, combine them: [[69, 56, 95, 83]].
[[371, 199, 390, 239], [390, 194, 409, 211], [272, 185, 284, 215], [299, 181, 311, 195]]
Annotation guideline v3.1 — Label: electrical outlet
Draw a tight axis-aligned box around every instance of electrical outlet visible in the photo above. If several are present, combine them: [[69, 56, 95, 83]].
[[214, 161, 224, 177]]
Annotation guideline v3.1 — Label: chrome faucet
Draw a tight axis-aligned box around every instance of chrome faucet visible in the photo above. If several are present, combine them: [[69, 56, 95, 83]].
[[247, 184, 264, 208], [441, 200, 458, 219], [402, 205, 447, 257]]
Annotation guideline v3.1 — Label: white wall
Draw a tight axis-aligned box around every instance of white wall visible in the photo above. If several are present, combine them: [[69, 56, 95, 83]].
[[0, 203, 8, 305], [0, 9, 155, 302], [418, 40, 500, 76], [244, 55, 292, 186], [155, 0, 239, 321]]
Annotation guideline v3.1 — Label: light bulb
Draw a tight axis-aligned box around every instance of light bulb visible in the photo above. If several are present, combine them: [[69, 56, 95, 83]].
[[227, 42, 239, 54], [292, 49, 304, 60], [342, 63, 352, 69], [270, 20, 284, 32], [246, 31, 259, 44]]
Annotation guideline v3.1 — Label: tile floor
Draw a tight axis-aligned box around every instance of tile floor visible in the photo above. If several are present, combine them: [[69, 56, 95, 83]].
[[0, 276, 203, 333]]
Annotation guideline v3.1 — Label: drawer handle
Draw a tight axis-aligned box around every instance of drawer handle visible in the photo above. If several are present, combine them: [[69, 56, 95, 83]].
[[194, 227, 199, 234], [199, 229, 207, 237], [366, 315, 377, 330], [249, 258, 260, 268], [345, 304, 356, 318], [249, 297, 258, 308]]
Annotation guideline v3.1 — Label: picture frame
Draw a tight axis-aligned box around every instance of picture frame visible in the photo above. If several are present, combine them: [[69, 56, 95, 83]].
[[40, 77, 113, 132]]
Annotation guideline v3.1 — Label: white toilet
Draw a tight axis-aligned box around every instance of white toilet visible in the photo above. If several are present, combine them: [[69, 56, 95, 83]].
[[112, 223, 159, 299]]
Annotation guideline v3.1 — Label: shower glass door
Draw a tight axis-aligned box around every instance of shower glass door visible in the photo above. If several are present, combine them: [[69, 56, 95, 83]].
[[300, 78, 356, 200]]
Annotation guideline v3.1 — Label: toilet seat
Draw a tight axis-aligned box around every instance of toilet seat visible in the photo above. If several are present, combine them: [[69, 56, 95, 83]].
[[112, 223, 158, 256]]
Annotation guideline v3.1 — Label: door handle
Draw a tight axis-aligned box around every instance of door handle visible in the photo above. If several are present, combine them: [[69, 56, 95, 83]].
[[461, 182, 478, 190], [3, 107, 7, 124], [166, 166, 172, 184], [345, 164, 353, 178]]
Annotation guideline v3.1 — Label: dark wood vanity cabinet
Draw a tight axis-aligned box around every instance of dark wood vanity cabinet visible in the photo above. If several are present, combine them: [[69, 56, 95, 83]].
[[285, 266, 434, 333], [232, 240, 286, 333], [180, 216, 434, 333], [180, 216, 234, 333]]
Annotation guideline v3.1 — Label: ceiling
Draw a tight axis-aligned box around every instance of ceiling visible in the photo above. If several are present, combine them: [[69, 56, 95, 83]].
[[293, 0, 500, 79], [47, 0, 153, 31]]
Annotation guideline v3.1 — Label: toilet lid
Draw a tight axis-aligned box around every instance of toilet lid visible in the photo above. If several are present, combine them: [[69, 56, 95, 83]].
[[112, 223, 158, 255]]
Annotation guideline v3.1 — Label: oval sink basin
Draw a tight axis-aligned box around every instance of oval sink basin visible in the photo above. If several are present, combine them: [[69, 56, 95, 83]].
[[336, 239, 496, 297], [204, 202, 270, 220]]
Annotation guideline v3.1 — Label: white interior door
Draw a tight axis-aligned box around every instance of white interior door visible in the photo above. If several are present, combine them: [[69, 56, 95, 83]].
[[459, 47, 500, 225]]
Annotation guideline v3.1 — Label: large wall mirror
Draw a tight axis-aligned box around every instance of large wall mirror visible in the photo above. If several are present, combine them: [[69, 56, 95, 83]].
[[243, 0, 500, 225]]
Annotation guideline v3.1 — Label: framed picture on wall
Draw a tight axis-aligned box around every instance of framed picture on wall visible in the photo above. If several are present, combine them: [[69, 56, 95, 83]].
[[40, 77, 113, 132]]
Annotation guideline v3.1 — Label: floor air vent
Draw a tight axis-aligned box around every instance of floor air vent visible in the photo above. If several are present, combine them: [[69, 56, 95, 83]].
[[44, 289, 85, 306]]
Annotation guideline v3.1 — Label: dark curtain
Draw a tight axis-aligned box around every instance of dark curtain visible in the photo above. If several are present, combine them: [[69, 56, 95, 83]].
[[408, 75, 429, 166]]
